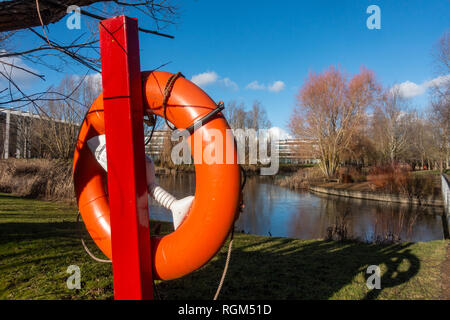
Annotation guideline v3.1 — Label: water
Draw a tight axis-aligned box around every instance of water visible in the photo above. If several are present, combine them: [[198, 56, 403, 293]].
[[149, 174, 448, 242]]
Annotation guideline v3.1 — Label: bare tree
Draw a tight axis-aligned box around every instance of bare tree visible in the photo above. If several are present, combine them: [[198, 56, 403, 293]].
[[224, 100, 271, 130], [371, 87, 413, 164], [409, 113, 435, 170], [432, 30, 450, 76], [429, 30, 450, 171], [429, 101, 449, 171], [0, 0, 177, 115], [224, 100, 247, 130], [341, 115, 377, 166], [246, 100, 271, 130], [33, 74, 101, 159], [289, 66, 379, 178]]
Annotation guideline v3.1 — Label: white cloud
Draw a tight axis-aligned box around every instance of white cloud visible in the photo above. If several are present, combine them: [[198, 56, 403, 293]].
[[246, 81, 265, 90], [268, 81, 285, 93], [222, 77, 238, 91], [392, 74, 450, 98], [393, 81, 425, 98], [88, 73, 102, 84], [0, 54, 40, 88], [191, 71, 219, 87], [246, 80, 285, 93], [71, 73, 102, 94], [191, 71, 238, 90], [269, 126, 292, 140], [426, 74, 450, 88], [73, 73, 101, 84]]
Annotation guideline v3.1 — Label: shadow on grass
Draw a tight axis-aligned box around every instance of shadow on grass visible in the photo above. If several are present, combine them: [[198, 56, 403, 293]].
[[0, 219, 114, 300], [0, 219, 420, 300], [0, 221, 88, 270], [157, 236, 421, 300], [0, 221, 80, 242]]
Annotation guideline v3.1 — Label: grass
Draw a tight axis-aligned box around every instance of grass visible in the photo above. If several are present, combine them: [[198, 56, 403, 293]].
[[0, 193, 448, 300]]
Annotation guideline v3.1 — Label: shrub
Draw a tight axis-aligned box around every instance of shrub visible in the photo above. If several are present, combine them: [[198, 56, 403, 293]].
[[325, 209, 351, 242], [402, 174, 436, 200], [367, 163, 411, 194], [277, 166, 324, 189], [367, 162, 436, 198], [0, 159, 75, 202], [338, 167, 367, 183]]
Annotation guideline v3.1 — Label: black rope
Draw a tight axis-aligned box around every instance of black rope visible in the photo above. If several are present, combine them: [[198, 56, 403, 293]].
[[144, 122, 156, 146], [161, 72, 226, 135], [240, 165, 247, 190], [144, 112, 158, 146]]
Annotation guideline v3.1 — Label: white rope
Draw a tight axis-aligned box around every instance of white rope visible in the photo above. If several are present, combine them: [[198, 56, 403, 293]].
[[213, 228, 234, 300], [77, 212, 112, 263]]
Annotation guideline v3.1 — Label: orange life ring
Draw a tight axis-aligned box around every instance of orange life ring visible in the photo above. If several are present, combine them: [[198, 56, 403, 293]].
[[73, 71, 240, 280]]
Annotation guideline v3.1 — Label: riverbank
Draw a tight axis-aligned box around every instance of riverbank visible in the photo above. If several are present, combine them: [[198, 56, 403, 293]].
[[0, 193, 448, 299], [309, 182, 444, 207], [0, 158, 313, 202], [154, 163, 316, 176], [276, 166, 444, 207]]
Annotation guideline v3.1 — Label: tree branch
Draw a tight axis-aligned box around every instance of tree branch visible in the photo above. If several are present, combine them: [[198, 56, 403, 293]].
[[0, 0, 175, 38]]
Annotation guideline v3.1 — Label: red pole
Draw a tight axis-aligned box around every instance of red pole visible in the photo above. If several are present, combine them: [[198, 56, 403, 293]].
[[99, 15, 153, 300]]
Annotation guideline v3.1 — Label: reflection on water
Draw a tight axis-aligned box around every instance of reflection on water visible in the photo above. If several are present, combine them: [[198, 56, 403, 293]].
[[149, 174, 448, 242]]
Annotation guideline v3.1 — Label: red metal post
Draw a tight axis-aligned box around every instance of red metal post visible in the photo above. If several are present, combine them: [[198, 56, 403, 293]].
[[99, 15, 153, 300]]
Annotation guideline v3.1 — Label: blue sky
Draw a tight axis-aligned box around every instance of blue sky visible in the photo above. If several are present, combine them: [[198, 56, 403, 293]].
[[7, 0, 450, 131]]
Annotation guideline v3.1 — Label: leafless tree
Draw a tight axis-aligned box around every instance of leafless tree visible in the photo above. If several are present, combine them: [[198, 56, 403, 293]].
[[371, 87, 413, 164], [224, 101, 247, 130], [289, 66, 380, 178], [409, 113, 435, 170], [429, 102, 449, 171], [429, 30, 450, 171], [224, 100, 271, 130], [0, 0, 177, 116], [32, 74, 101, 159], [246, 100, 271, 130], [341, 115, 377, 166], [432, 30, 450, 76]]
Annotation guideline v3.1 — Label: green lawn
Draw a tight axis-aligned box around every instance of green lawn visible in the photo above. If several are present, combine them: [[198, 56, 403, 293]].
[[0, 193, 448, 300]]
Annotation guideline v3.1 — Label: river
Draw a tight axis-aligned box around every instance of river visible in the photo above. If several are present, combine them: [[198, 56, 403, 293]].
[[149, 174, 448, 242]]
